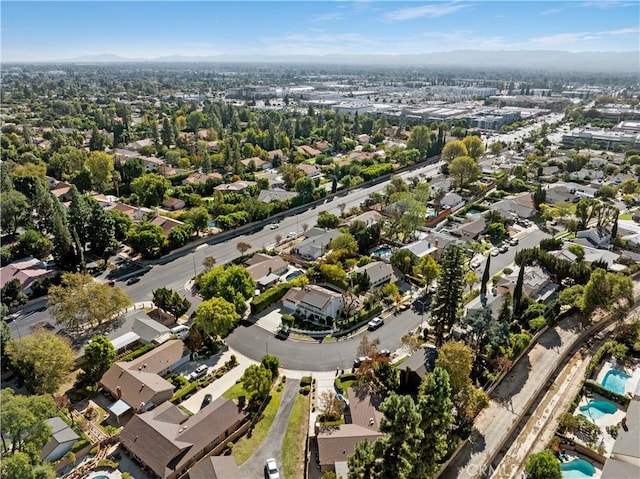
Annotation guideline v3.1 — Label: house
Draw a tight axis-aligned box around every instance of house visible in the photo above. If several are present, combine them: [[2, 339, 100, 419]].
[[296, 163, 321, 178], [119, 398, 247, 479], [141, 156, 165, 170], [450, 217, 487, 241], [245, 253, 288, 288], [151, 215, 186, 236], [553, 243, 622, 269], [0, 257, 56, 296], [314, 140, 331, 152], [41, 417, 79, 462], [400, 240, 438, 261], [292, 228, 342, 260], [282, 285, 344, 321], [316, 385, 384, 474], [257, 188, 298, 204], [440, 192, 465, 211], [240, 156, 269, 170], [399, 345, 438, 391], [214, 180, 256, 193], [575, 227, 611, 249], [601, 399, 640, 478], [465, 288, 504, 317], [420, 231, 462, 260], [50, 182, 74, 202], [268, 149, 287, 163], [188, 456, 241, 479], [99, 340, 190, 413], [182, 172, 223, 186], [491, 193, 537, 219], [356, 134, 370, 144], [297, 145, 322, 157], [353, 261, 395, 289], [343, 210, 385, 227], [113, 203, 155, 222], [162, 197, 186, 211], [496, 266, 558, 302], [128, 317, 172, 344], [127, 138, 154, 151]]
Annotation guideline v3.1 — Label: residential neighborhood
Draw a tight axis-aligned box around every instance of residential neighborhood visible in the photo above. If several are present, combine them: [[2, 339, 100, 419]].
[[2, 5, 640, 479]]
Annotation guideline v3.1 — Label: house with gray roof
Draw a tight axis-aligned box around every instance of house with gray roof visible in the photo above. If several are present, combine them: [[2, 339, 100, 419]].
[[282, 285, 344, 321], [188, 456, 241, 479], [601, 399, 640, 478], [399, 345, 438, 392], [41, 417, 79, 462], [257, 188, 297, 203], [353, 261, 395, 289], [293, 229, 341, 260]]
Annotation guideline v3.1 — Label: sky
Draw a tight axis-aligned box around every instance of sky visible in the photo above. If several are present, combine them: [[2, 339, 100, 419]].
[[2, 1, 639, 61]]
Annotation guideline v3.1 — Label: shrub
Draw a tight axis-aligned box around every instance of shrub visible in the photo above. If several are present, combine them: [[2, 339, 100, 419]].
[[299, 386, 311, 395], [170, 381, 199, 403], [120, 343, 156, 362], [97, 459, 119, 469], [251, 283, 293, 313], [71, 438, 90, 453], [300, 376, 312, 386], [334, 373, 357, 393], [528, 316, 547, 332], [584, 380, 630, 406]]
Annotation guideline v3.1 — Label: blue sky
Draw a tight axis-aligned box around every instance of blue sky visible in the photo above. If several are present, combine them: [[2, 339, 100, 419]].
[[2, 1, 639, 61]]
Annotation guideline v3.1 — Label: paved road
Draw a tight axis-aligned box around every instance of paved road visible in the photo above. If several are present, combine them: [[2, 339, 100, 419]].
[[238, 380, 299, 479]]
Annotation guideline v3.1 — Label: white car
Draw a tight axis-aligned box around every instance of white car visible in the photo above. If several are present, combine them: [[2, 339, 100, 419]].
[[367, 317, 384, 330], [187, 365, 208, 382], [265, 458, 280, 479], [270, 223, 279, 229], [286, 232, 296, 239]]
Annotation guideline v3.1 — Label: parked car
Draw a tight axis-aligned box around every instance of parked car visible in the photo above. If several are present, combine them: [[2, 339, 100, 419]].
[[367, 317, 384, 330], [499, 244, 509, 253], [378, 349, 391, 358], [201, 394, 212, 409], [270, 222, 279, 229], [509, 238, 519, 246], [265, 458, 280, 479], [353, 356, 371, 368], [188, 365, 208, 382], [170, 325, 190, 340], [471, 259, 482, 269], [491, 249, 500, 257], [126, 276, 140, 285]]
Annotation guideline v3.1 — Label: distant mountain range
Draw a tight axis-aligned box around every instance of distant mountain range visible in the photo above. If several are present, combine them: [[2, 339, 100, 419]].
[[16, 50, 640, 72]]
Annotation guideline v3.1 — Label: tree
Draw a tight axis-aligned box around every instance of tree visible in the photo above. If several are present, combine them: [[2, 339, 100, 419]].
[[390, 249, 417, 275], [330, 233, 359, 257], [533, 184, 546, 210], [441, 140, 468, 163], [6, 331, 75, 394], [0, 389, 56, 456], [524, 451, 561, 479], [347, 439, 377, 479], [581, 269, 634, 317], [480, 255, 491, 297], [1, 279, 28, 309], [462, 135, 485, 160], [513, 265, 525, 316], [319, 390, 343, 422], [319, 263, 348, 287], [449, 156, 480, 189], [203, 256, 217, 270], [108, 209, 133, 241], [236, 241, 251, 255], [435, 340, 472, 396], [465, 308, 508, 356], [131, 174, 170, 207], [152, 287, 191, 320], [385, 193, 427, 241], [85, 151, 114, 191], [193, 297, 240, 338], [464, 271, 479, 292], [261, 355, 280, 379], [381, 283, 399, 304], [376, 393, 423, 479], [430, 245, 466, 346], [48, 272, 133, 330], [241, 364, 272, 399], [82, 335, 116, 385], [0, 189, 29, 235], [199, 265, 256, 305], [317, 212, 340, 229], [407, 125, 432, 158], [185, 206, 209, 235], [568, 244, 585, 262], [413, 254, 440, 286], [127, 221, 166, 258], [414, 367, 453, 478], [374, 360, 399, 392]]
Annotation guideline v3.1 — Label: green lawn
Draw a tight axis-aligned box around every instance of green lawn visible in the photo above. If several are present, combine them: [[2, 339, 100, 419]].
[[232, 384, 283, 465], [222, 381, 247, 401], [340, 380, 357, 397], [282, 391, 310, 479], [619, 214, 632, 220]]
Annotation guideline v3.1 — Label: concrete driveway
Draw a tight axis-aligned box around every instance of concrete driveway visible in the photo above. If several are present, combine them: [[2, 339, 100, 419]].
[[238, 380, 299, 479]]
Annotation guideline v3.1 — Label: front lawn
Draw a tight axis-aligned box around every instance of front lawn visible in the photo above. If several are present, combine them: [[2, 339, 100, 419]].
[[232, 383, 283, 465], [223, 381, 247, 401], [282, 391, 310, 479]]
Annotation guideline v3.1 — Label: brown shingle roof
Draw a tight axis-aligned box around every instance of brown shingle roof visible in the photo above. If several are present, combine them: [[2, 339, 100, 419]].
[[317, 424, 382, 468]]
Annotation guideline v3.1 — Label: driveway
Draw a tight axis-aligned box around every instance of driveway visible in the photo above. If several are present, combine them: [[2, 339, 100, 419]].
[[238, 380, 298, 479]]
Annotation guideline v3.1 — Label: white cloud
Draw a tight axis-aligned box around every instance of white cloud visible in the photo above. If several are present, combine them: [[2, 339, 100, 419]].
[[579, 1, 637, 9], [387, 2, 470, 21], [528, 32, 595, 45], [540, 8, 563, 15], [600, 27, 640, 36], [311, 12, 344, 22]]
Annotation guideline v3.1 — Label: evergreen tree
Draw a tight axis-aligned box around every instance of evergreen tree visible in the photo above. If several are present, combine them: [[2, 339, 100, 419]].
[[82, 335, 115, 385], [480, 255, 491, 297], [498, 292, 513, 324], [414, 367, 453, 478], [430, 244, 466, 346], [533, 184, 546, 210], [348, 440, 378, 479], [513, 265, 525, 317]]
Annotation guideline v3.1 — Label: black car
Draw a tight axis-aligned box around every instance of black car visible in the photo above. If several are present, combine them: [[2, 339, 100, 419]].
[[126, 276, 141, 285], [201, 394, 212, 409]]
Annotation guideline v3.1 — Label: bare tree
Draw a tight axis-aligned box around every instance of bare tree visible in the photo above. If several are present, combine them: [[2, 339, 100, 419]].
[[203, 256, 217, 270], [274, 234, 282, 244], [302, 223, 309, 233], [357, 334, 380, 357], [236, 241, 251, 255], [338, 203, 346, 217], [319, 390, 343, 422]]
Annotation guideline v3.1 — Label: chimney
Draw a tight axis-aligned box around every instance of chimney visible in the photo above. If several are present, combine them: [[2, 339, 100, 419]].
[[116, 386, 122, 399]]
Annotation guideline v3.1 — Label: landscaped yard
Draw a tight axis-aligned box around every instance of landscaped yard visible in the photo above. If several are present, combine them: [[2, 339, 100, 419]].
[[232, 383, 284, 465], [282, 391, 310, 479], [223, 381, 248, 401]]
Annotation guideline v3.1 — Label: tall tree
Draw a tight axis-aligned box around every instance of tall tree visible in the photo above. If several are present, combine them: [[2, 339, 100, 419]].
[[0, 389, 56, 456], [82, 335, 116, 385], [127, 222, 166, 258], [0, 189, 29, 235], [131, 174, 170, 207], [480, 255, 491, 297], [513, 265, 525, 316], [6, 331, 75, 394], [85, 151, 114, 191], [462, 135, 485, 160], [435, 340, 473, 397], [430, 245, 466, 346], [407, 125, 432, 159], [441, 140, 468, 163], [240, 364, 272, 399], [449, 156, 480, 190], [414, 367, 454, 478], [524, 451, 561, 479], [153, 287, 191, 320], [348, 440, 378, 479], [193, 297, 240, 338]]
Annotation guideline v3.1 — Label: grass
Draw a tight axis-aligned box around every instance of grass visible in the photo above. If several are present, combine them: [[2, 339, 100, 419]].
[[233, 384, 284, 465], [223, 381, 248, 401], [282, 391, 310, 479], [340, 380, 357, 397], [619, 214, 632, 220]]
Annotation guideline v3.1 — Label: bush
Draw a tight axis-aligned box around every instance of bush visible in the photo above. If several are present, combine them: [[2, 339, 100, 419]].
[[299, 386, 311, 395], [170, 381, 199, 403], [71, 438, 90, 453], [334, 373, 357, 393], [584, 380, 630, 406], [585, 341, 618, 379], [528, 316, 547, 332], [300, 376, 312, 387], [251, 283, 293, 314], [97, 459, 119, 470]]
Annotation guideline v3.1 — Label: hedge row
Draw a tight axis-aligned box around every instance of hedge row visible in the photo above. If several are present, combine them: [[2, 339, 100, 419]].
[[120, 343, 156, 362], [251, 283, 292, 314], [583, 380, 630, 407], [334, 373, 357, 394], [584, 341, 616, 380], [170, 381, 199, 403], [361, 163, 394, 181]]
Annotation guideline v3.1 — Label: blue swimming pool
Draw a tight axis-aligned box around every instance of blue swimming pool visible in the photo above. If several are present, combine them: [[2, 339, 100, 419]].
[[286, 270, 304, 282], [561, 458, 596, 478], [601, 369, 631, 395], [370, 245, 392, 258], [578, 399, 617, 420]]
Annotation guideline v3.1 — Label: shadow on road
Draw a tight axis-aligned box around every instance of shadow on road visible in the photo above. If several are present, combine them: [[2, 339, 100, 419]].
[[492, 355, 531, 403]]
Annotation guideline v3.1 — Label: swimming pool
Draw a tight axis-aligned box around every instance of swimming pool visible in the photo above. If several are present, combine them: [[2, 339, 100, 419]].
[[578, 399, 617, 420], [370, 246, 392, 258], [286, 270, 304, 282], [561, 458, 596, 479], [601, 369, 631, 395]]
